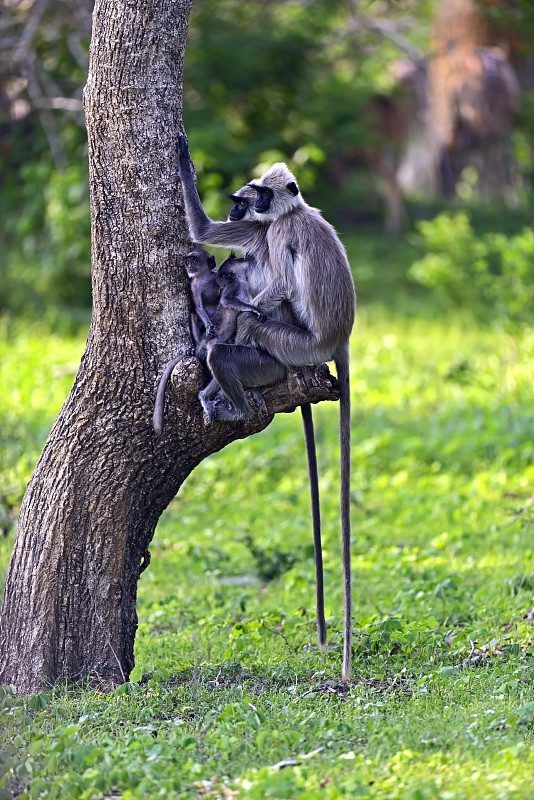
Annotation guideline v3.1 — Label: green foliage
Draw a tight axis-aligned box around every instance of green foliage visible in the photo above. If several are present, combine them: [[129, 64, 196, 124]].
[[0, 0, 90, 319], [0, 161, 91, 319], [242, 535, 298, 583], [2, 0, 437, 319], [410, 212, 534, 327]]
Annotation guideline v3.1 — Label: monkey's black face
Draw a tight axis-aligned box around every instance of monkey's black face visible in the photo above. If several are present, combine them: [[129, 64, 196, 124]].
[[250, 185, 273, 214], [184, 249, 216, 276], [228, 195, 249, 221], [216, 269, 233, 285], [184, 254, 203, 278], [184, 255, 198, 275], [217, 255, 247, 286]]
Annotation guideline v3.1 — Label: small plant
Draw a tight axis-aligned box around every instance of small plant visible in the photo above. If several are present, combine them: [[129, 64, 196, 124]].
[[410, 212, 534, 328], [242, 535, 297, 583]]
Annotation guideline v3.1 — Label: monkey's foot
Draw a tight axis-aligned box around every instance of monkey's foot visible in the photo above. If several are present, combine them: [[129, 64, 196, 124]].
[[248, 388, 268, 416], [200, 400, 219, 424], [212, 405, 252, 422], [209, 389, 268, 422], [200, 392, 234, 424], [213, 389, 232, 407]]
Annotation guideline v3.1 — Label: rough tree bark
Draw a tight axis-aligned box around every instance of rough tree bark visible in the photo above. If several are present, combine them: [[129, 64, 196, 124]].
[[0, 0, 337, 695]]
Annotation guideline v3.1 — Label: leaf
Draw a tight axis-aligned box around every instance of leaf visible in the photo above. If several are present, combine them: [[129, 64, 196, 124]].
[[255, 730, 269, 750], [439, 667, 456, 680]]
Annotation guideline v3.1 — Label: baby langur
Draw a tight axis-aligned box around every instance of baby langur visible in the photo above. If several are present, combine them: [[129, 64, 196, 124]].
[[176, 136, 327, 653], [185, 248, 220, 348], [204, 253, 267, 347], [198, 254, 286, 422], [152, 248, 220, 436]]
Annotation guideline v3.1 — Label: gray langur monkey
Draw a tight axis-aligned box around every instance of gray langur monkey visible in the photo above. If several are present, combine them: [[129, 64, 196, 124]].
[[176, 136, 328, 654], [242, 163, 356, 682], [207, 162, 356, 680], [153, 248, 219, 436], [198, 253, 285, 422]]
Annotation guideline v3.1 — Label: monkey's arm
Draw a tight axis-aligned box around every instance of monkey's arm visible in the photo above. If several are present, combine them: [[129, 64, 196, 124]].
[[177, 136, 261, 249], [190, 311, 203, 346], [220, 295, 266, 319], [251, 279, 290, 312], [191, 281, 216, 331]]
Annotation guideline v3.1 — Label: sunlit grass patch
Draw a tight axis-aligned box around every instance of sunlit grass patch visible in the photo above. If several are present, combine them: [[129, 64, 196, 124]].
[[1, 261, 534, 796]]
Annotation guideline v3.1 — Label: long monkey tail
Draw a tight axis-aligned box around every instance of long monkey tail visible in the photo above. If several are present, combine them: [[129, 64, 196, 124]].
[[335, 341, 352, 681], [153, 355, 184, 436], [300, 403, 326, 649]]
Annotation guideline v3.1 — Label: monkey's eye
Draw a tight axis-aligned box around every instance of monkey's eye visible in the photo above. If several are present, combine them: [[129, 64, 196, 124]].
[[239, 201, 246, 208]]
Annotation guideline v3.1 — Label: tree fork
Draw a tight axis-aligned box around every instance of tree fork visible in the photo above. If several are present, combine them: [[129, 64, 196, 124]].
[[0, 0, 338, 694]]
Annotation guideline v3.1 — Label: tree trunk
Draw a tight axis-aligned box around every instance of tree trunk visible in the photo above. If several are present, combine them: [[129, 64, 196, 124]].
[[0, 0, 337, 695], [429, 0, 487, 153]]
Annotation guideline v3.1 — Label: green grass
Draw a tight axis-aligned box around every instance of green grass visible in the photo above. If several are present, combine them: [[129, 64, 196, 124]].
[[1, 233, 534, 798]]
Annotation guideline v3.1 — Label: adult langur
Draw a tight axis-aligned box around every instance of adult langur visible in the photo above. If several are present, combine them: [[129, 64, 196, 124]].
[[238, 162, 355, 681]]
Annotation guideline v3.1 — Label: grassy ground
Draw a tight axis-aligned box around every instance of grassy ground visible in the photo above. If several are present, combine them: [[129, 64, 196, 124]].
[[1, 229, 534, 798]]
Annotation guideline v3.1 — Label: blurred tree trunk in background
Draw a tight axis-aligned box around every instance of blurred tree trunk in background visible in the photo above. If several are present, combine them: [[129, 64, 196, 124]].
[[0, 0, 336, 695], [427, 0, 520, 199], [429, 0, 487, 156]]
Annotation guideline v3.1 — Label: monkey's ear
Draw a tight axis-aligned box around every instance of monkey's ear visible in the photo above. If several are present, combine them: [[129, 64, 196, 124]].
[[287, 181, 299, 196], [208, 255, 216, 269]]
